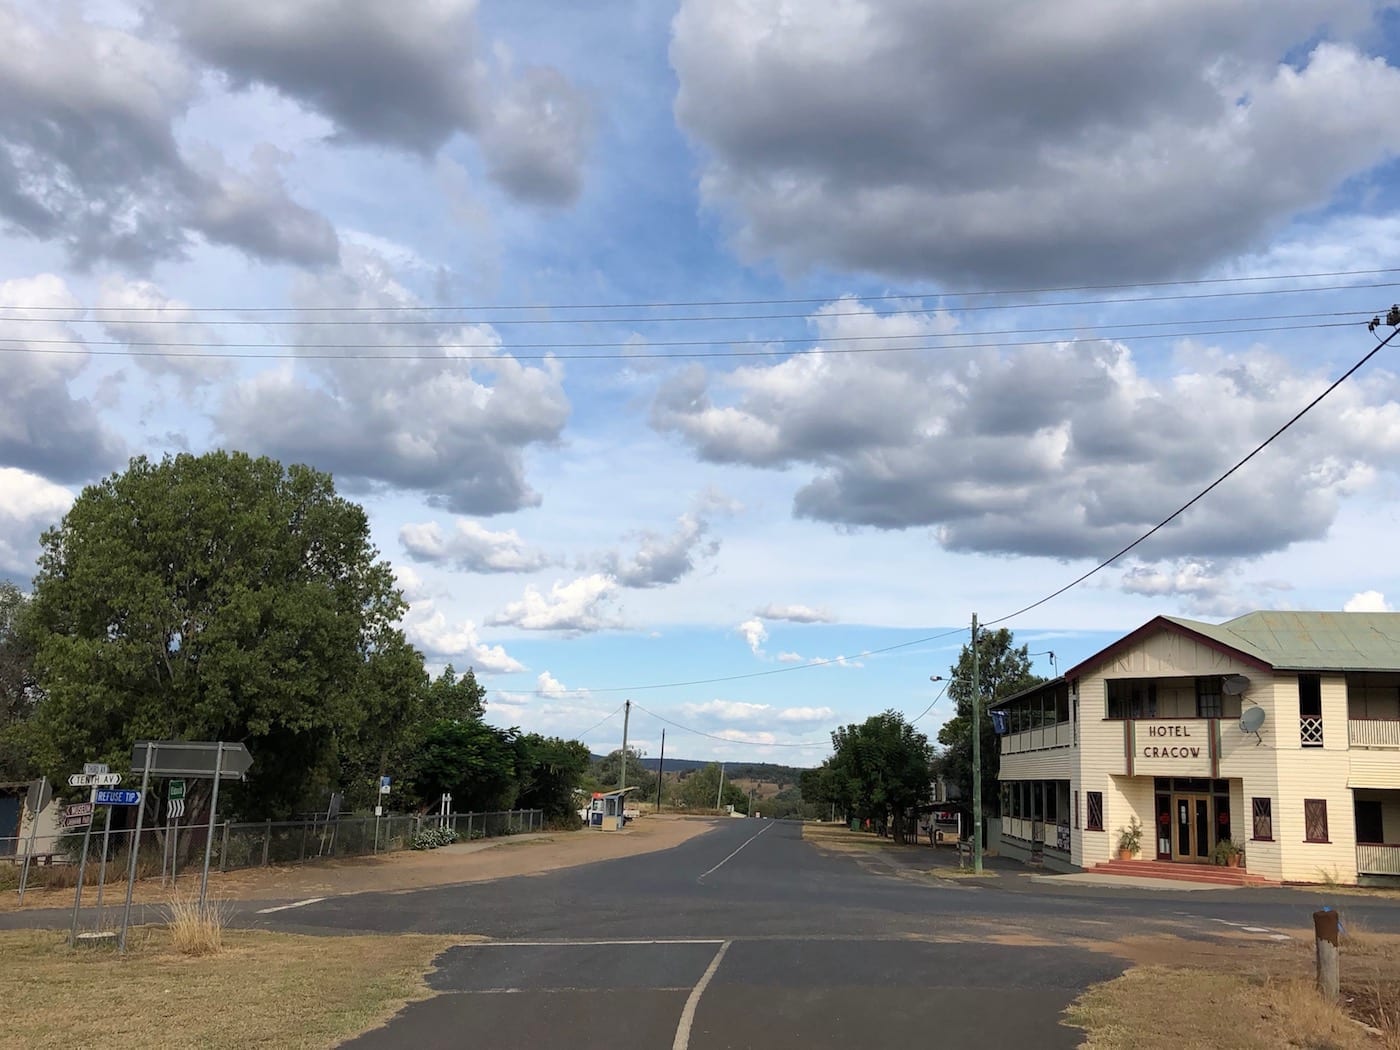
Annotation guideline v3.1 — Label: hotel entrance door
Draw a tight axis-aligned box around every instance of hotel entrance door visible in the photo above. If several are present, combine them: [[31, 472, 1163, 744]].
[[1172, 794, 1212, 863]]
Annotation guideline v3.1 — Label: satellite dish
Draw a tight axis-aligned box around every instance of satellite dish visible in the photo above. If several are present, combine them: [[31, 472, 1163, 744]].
[[1239, 706, 1266, 734], [1222, 674, 1251, 696]]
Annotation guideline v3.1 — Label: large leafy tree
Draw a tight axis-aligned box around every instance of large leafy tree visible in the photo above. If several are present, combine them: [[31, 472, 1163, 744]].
[[594, 747, 656, 798], [514, 734, 592, 822], [0, 582, 40, 779], [26, 452, 414, 818], [676, 762, 748, 813], [414, 719, 520, 812], [937, 627, 1044, 815], [829, 711, 933, 843]]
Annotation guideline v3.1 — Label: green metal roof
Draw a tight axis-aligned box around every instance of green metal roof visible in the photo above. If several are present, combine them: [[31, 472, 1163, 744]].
[[1162, 611, 1400, 671]]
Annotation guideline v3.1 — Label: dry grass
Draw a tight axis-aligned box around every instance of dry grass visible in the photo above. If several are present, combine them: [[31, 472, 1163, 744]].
[[1067, 926, 1400, 1050], [0, 927, 461, 1050], [1066, 966, 1388, 1050], [164, 892, 233, 956]]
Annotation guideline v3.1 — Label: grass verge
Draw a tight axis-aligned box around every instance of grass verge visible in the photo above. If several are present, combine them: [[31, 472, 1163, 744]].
[[0, 927, 460, 1050]]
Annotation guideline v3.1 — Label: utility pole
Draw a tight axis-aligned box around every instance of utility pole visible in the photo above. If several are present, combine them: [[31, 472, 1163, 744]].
[[971, 613, 983, 874], [655, 728, 665, 812], [715, 762, 726, 811], [619, 700, 631, 795]]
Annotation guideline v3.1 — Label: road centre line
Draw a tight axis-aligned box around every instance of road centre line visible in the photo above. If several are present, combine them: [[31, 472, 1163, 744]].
[[255, 897, 326, 914], [672, 940, 731, 1050], [697, 821, 774, 881]]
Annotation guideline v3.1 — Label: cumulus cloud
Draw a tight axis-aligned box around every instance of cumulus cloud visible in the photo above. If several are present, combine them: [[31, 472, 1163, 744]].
[[655, 298, 1400, 562], [488, 574, 620, 632], [776, 706, 834, 724], [776, 651, 804, 664], [0, 4, 337, 268], [1344, 590, 1393, 613], [604, 504, 730, 591], [0, 275, 126, 482], [536, 671, 575, 698], [154, 0, 592, 204], [682, 699, 770, 722], [757, 603, 835, 624], [672, 2, 1400, 284], [96, 276, 231, 388], [0, 467, 73, 580], [216, 246, 570, 514], [401, 518, 551, 573], [402, 608, 525, 674], [737, 618, 767, 656]]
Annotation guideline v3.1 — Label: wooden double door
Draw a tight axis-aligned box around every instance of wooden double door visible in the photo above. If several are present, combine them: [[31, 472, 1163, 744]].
[[1171, 793, 1213, 863]]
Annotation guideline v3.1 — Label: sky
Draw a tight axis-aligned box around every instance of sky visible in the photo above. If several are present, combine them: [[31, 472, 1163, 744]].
[[3, 1, 1400, 767]]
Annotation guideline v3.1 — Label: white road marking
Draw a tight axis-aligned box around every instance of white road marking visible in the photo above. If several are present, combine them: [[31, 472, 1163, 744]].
[[255, 897, 326, 914], [697, 822, 774, 881], [672, 940, 732, 1050], [467, 939, 725, 947]]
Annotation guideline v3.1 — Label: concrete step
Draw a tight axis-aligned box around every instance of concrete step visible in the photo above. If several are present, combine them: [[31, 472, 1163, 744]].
[[1092, 860, 1270, 885]]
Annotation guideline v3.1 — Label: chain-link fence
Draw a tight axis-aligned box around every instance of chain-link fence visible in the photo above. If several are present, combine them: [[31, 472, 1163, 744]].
[[1, 808, 544, 894]]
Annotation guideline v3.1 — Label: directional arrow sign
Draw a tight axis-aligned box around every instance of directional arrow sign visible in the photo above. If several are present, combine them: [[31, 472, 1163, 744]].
[[95, 789, 141, 806], [131, 740, 253, 781], [65, 802, 94, 819], [61, 814, 93, 829], [68, 772, 121, 787]]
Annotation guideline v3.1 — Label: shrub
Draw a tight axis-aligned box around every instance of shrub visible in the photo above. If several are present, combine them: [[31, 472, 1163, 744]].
[[165, 892, 231, 956], [411, 825, 458, 850]]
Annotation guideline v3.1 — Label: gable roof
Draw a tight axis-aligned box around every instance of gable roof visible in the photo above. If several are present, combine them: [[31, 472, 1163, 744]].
[[1064, 611, 1400, 680]]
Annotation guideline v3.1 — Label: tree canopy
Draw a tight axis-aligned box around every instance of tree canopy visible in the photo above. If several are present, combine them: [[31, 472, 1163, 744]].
[[828, 710, 933, 843], [675, 762, 749, 813], [6, 451, 593, 826], [936, 627, 1044, 813]]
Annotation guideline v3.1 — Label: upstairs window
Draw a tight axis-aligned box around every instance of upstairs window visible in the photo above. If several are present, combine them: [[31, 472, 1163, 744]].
[[1195, 677, 1223, 719], [1107, 680, 1157, 720]]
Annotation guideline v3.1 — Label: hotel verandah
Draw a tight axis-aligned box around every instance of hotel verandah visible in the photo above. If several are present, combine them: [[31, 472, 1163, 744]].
[[992, 611, 1400, 884]]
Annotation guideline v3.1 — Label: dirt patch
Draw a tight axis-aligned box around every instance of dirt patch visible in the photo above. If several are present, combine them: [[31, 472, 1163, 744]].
[[0, 927, 461, 1050], [1, 816, 720, 911]]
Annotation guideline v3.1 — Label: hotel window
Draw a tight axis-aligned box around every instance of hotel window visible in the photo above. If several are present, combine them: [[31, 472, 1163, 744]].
[[1106, 680, 1157, 720], [1086, 791, 1104, 831], [1304, 799, 1329, 843], [1251, 798, 1273, 841], [1195, 677, 1223, 719], [1055, 689, 1070, 724]]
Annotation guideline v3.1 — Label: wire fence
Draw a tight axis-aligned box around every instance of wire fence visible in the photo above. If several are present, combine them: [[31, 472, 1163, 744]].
[[1, 809, 545, 894]]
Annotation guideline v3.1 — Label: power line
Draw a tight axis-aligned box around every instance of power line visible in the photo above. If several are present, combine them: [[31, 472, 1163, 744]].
[[630, 702, 831, 748], [983, 320, 1400, 630], [0, 308, 1366, 352], [2, 266, 1395, 313], [909, 680, 951, 725], [570, 704, 625, 739], [2, 280, 1397, 327], [0, 321, 1362, 363]]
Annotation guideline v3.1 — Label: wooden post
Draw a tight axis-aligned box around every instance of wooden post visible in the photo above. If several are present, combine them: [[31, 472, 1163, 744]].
[[1313, 908, 1340, 1002], [261, 819, 272, 867]]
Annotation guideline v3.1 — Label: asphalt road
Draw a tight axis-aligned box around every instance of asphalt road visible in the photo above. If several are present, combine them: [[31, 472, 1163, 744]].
[[8, 819, 1397, 1048]]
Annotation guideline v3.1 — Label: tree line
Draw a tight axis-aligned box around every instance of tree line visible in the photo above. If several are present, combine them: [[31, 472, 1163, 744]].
[[0, 452, 591, 827]]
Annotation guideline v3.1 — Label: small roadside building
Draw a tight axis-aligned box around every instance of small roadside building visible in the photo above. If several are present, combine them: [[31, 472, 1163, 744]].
[[586, 787, 637, 830], [993, 611, 1400, 884]]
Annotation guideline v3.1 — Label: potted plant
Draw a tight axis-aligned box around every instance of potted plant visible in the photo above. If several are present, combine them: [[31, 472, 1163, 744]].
[[1115, 817, 1143, 861], [1212, 839, 1243, 867]]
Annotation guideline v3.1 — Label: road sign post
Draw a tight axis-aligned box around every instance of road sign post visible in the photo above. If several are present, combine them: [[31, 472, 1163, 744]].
[[94, 806, 114, 922], [68, 783, 97, 947], [117, 743, 155, 953], [199, 744, 225, 905]]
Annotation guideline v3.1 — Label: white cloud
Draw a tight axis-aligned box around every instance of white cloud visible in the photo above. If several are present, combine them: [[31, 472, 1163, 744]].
[[737, 617, 767, 656], [1344, 590, 1393, 613], [776, 651, 804, 664], [402, 609, 525, 674], [682, 699, 770, 722], [0, 467, 73, 579], [602, 491, 738, 588], [488, 574, 620, 632], [536, 670, 576, 698], [401, 518, 551, 573], [758, 603, 835, 624], [776, 706, 834, 724]]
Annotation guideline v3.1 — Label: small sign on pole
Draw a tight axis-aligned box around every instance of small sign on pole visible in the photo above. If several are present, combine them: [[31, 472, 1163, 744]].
[[168, 779, 186, 801], [83, 762, 109, 776], [96, 789, 141, 806], [68, 772, 121, 787], [379, 776, 391, 795]]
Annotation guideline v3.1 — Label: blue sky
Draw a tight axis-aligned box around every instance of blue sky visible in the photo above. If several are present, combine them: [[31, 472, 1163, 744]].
[[4, 1, 1400, 765]]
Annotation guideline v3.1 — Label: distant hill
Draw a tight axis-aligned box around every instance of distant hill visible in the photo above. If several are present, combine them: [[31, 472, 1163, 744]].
[[590, 755, 812, 780]]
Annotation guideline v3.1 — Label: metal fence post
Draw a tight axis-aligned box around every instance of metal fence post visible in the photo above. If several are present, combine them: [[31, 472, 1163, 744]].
[[466, 813, 473, 840], [262, 819, 272, 867], [219, 821, 230, 872]]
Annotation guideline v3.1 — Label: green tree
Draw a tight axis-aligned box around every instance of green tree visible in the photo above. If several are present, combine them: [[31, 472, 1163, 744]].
[[829, 711, 933, 843], [414, 719, 520, 812], [677, 762, 748, 812], [515, 734, 591, 823], [937, 627, 1043, 816], [594, 747, 656, 798], [422, 664, 487, 723], [0, 582, 40, 780], [25, 451, 416, 819]]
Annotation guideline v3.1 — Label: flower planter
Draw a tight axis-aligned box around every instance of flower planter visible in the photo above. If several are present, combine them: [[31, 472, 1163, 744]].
[[1117, 849, 1135, 862]]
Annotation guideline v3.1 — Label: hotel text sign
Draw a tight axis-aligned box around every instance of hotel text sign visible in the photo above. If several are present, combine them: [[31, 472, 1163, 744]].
[[1135, 721, 1212, 775]]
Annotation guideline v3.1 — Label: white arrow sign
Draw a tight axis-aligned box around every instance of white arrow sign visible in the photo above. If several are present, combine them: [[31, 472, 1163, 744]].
[[68, 772, 122, 787]]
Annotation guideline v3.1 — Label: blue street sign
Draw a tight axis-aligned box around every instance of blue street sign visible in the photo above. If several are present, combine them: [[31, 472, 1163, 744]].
[[96, 789, 141, 806]]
